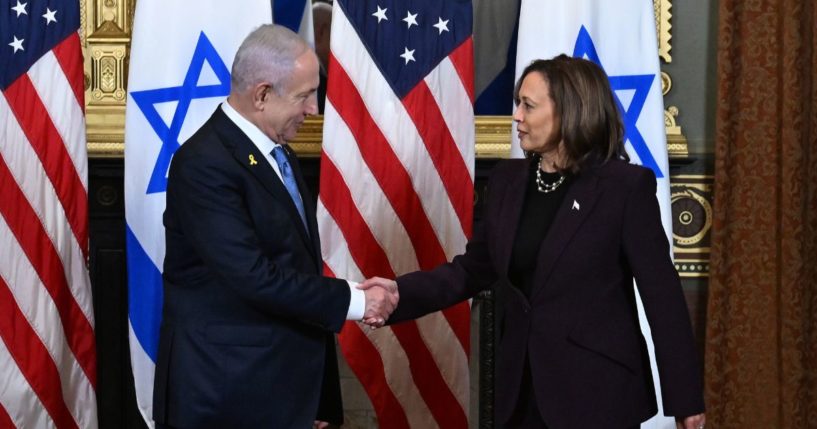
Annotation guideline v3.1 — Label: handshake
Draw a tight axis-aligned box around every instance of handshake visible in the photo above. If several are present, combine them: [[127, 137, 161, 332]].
[[357, 277, 399, 329]]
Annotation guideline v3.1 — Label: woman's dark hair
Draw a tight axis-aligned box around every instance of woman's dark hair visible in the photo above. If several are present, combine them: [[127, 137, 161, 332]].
[[514, 54, 628, 173]]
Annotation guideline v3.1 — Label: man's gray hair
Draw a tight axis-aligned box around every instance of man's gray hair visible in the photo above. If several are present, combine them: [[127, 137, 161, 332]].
[[231, 24, 309, 94]]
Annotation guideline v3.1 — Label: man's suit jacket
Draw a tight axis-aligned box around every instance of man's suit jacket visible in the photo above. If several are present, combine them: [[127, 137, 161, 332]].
[[154, 107, 350, 428], [391, 158, 705, 428]]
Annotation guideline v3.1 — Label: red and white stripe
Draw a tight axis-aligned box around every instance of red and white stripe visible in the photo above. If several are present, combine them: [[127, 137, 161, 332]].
[[0, 32, 97, 428], [318, 6, 474, 428]]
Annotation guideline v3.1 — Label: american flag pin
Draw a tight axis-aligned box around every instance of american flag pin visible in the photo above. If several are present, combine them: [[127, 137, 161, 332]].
[[572, 200, 580, 211]]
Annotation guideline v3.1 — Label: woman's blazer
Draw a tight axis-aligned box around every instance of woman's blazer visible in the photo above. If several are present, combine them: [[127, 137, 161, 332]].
[[390, 158, 705, 428]]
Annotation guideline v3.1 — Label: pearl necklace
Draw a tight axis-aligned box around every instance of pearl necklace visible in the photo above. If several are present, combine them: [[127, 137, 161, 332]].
[[535, 167, 565, 193]]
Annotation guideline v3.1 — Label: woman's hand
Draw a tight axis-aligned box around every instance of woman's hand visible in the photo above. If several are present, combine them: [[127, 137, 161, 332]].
[[676, 413, 705, 429]]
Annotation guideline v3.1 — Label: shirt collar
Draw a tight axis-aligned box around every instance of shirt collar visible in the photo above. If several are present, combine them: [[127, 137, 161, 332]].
[[220, 101, 280, 155]]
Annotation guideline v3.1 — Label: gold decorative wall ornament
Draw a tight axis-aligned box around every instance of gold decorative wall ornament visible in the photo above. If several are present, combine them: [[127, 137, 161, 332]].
[[84, 0, 131, 157], [288, 116, 513, 159], [655, 2, 690, 159], [287, 117, 325, 156], [665, 106, 689, 158], [654, 0, 673, 63], [670, 177, 714, 277], [474, 116, 514, 158], [663, 69, 688, 157]]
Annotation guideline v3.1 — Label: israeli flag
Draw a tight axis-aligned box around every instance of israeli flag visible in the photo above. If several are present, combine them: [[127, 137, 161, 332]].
[[124, 1, 312, 426], [514, 1, 675, 428]]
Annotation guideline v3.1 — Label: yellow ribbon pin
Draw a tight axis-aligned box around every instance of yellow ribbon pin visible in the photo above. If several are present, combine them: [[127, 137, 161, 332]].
[[249, 154, 258, 165]]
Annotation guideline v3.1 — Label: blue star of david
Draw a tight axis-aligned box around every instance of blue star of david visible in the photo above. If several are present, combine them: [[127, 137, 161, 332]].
[[573, 26, 664, 178], [131, 32, 231, 194]]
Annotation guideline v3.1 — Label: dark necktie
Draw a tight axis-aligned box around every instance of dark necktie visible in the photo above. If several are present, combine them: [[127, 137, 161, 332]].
[[271, 146, 308, 231]]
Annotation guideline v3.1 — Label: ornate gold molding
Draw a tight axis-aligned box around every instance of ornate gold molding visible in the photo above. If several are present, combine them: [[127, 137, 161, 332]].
[[87, 140, 129, 158], [665, 105, 689, 158], [655, 0, 673, 63], [87, 116, 515, 159], [662, 70, 688, 158], [671, 176, 714, 277], [84, 0, 131, 157], [286, 116, 514, 159], [655, 0, 690, 158], [474, 116, 514, 158]]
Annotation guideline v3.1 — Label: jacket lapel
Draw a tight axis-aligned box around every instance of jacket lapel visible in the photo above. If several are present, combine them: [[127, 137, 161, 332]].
[[496, 159, 532, 277], [530, 169, 602, 300], [210, 108, 315, 258]]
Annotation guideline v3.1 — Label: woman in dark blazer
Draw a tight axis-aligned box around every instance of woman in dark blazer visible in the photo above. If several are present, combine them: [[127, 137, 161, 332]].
[[363, 55, 706, 429]]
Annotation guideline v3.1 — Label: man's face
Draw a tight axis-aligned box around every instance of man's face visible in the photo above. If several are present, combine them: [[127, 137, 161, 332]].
[[260, 51, 320, 143]]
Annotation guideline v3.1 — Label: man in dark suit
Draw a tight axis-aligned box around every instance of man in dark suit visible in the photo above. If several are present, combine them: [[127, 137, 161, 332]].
[[153, 24, 397, 429]]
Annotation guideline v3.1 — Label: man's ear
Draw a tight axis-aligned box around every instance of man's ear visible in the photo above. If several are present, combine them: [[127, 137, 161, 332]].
[[252, 83, 271, 110]]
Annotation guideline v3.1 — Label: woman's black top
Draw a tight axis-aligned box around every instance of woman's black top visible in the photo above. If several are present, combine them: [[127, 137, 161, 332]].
[[505, 161, 574, 426], [508, 161, 573, 299]]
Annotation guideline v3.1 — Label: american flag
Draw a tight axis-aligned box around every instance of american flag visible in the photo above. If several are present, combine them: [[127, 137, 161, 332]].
[[0, 0, 97, 427], [317, 0, 474, 427]]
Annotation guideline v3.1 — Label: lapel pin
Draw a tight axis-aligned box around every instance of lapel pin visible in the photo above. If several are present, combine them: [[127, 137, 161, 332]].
[[249, 154, 258, 165], [572, 200, 580, 211]]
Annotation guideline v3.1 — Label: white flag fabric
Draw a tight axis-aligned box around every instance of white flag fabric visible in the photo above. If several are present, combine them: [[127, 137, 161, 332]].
[[124, 2, 283, 426], [514, 1, 675, 428]]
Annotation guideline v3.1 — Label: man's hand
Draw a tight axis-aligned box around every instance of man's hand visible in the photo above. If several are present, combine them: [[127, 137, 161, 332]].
[[357, 277, 399, 328], [676, 413, 705, 429]]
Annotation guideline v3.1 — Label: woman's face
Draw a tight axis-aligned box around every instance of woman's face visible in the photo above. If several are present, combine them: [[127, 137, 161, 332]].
[[513, 72, 561, 155]]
